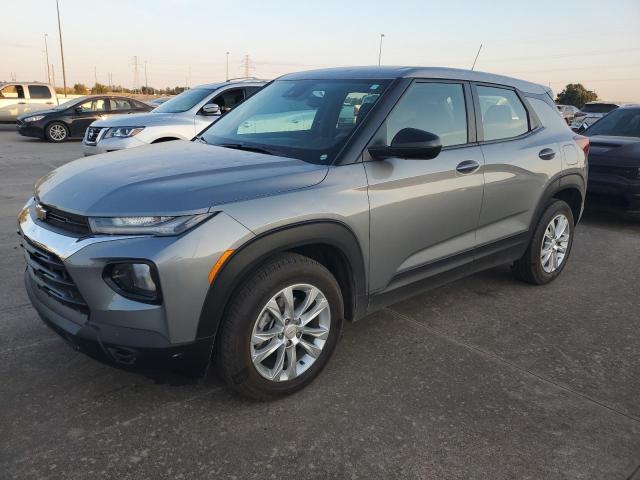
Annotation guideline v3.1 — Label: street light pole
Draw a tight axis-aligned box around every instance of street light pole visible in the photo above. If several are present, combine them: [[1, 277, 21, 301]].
[[44, 34, 51, 84], [55, 0, 68, 97], [226, 52, 230, 81], [378, 34, 385, 66]]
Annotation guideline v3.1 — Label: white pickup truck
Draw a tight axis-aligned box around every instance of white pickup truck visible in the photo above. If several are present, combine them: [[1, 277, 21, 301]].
[[0, 82, 58, 123]]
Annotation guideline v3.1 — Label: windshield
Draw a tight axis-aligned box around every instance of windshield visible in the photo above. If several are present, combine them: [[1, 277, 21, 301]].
[[200, 79, 390, 164], [154, 88, 214, 113], [586, 108, 640, 138], [55, 97, 84, 110]]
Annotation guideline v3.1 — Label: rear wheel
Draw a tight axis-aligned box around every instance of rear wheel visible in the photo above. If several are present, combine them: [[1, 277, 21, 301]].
[[513, 199, 575, 285], [217, 253, 343, 400], [45, 122, 69, 142]]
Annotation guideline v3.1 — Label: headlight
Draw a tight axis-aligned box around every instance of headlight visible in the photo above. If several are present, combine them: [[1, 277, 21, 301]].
[[23, 115, 45, 122], [88, 213, 212, 236], [103, 126, 144, 139]]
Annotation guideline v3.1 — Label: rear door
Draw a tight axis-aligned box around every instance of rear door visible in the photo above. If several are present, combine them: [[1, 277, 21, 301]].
[[473, 84, 562, 248], [365, 80, 485, 293], [25, 85, 56, 115]]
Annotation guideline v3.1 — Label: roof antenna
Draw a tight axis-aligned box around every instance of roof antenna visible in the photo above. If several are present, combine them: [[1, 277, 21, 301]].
[[471, 43, 483, 71]]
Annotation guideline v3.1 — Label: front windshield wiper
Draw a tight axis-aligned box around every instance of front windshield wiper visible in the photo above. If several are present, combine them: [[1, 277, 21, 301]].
[[195, 136, 208, 144], [218, 143, 281, 157]]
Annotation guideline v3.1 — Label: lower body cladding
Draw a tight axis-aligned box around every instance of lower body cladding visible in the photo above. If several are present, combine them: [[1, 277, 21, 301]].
[[19, 202, 254, 377], [588, 172, 640, 213]]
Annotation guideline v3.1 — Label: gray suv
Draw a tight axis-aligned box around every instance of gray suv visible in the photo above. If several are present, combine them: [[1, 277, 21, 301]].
[[19, 67, 588, 400]]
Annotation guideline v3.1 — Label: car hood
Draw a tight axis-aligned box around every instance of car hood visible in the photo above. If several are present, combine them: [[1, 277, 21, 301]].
[[35, 141, 328, 216], [587, 135, 640, 167]]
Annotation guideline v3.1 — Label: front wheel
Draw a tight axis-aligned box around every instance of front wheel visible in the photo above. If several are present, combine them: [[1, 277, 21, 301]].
[[216, 253, 344, 400], [45, 122, 69, 142], [513, 199, 575, 285]]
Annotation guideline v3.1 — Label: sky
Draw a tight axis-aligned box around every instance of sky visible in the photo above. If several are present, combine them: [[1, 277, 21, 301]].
[[1, 0, 639, 101]]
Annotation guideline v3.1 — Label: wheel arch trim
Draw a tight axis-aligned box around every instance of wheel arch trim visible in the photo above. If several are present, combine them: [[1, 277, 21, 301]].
[[196, 220, 367, 340]]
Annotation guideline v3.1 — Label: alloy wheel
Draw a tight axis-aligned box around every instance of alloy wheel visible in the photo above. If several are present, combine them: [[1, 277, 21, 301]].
[[49, 124, 67, 141], [250, 284, 331, 382], [540, 214, 570, 273]]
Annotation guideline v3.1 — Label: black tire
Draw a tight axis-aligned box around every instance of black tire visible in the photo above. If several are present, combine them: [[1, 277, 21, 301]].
[[45, 122, 69, 143], [216, 252, 344, 400], [512, 199, 575, 285]]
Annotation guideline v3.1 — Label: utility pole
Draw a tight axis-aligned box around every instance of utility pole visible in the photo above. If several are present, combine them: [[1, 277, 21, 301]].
[[226, 52, 230, 81], [241, 55, 252, 78], [94, 66, 97, 85], [44, 34, 51, 84], [144, 61, 148, 92], [471, 43, 483, 71], [133, 56, 140, 93], [56, 0, 68, 97], [378, 34, 385, 66], [51, 64, 56, 92]]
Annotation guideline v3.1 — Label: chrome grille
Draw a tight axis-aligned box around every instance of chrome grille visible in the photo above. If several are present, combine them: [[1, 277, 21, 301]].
[[38, 203, 91, 235], [85, 126, 103, 144], [21, 236, 88, 313]]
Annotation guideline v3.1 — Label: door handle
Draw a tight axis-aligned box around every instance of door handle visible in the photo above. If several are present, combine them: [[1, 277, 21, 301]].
[[18, 102, 26, 104], [538, 148, 556, 160], [456, 160, 480, 174], [46, 102, 54, 104]]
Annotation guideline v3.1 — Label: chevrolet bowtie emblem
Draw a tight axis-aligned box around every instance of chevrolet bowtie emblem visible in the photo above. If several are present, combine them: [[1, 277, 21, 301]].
[[35, 203, 47, 221]]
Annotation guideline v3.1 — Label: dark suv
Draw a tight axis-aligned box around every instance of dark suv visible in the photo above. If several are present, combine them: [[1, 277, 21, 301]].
[[19, 67, 588, 399]]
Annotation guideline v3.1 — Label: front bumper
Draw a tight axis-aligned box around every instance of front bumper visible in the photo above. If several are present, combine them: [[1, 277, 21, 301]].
[[16, 121, 45, 139], [82, 135, 147, 156], [18, 198, 254, 376]]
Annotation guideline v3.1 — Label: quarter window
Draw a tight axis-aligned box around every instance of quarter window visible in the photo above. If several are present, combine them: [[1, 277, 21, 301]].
[[383, 82, 468, 147], [109, 98, 133, 111], [477, 86, 529, 141], [28, 85, 52, 99]]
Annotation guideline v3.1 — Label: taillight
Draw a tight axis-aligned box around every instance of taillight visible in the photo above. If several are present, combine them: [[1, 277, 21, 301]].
[[574, 134, 589, 158]]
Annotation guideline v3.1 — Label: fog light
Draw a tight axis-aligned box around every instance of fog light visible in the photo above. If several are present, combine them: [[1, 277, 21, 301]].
[[105, 262, 160, 302]]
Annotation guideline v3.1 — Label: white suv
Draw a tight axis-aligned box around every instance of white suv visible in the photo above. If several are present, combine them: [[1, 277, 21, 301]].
[[0, 82, 58, 122], [82, 79, 266, 156]]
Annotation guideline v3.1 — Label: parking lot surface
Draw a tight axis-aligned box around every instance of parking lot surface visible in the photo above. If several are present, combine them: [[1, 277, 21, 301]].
[[1, 125, 639, 479]]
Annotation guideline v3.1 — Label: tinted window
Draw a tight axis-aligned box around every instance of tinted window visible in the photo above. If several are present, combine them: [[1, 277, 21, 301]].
[[155, 88, 214, 113], [586, 108, 640, 138], [384, 82, 467, 147], [109, 98, 133, 111], [0, 84, 25, 99], [211, 88, 245, 112], [477, 85, 529, 141], [581, 103, 618, 114], [201, 79, 389, 164], [28, 85, 52, 99], [133, 100, 149, 109], [245, 86, 262, 98]]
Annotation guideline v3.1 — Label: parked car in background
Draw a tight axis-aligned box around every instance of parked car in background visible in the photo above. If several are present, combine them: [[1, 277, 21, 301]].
[[16, 95, 153, 142], [82, 78, 267, 155], [0, 82, 58, 123], [557, 104, 579, 124], [148, 97, 171, 107], [584, 105, 640, 212], [571, 101, 620, 130], [20, 66, 587, 399]]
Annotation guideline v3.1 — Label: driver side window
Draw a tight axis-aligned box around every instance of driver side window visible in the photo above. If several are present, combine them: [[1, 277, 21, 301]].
[[0, 84, 25, 99], [383, 82, 468, 147], [211, 88, 245, 112]]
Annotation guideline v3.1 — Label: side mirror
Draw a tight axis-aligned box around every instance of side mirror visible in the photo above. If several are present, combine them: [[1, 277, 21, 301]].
[[202, 103, 221, 116], [368, 128, 442, 160]]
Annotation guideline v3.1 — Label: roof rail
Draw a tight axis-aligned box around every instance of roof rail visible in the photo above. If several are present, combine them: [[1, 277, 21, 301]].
[[225, 77, 268, 82]]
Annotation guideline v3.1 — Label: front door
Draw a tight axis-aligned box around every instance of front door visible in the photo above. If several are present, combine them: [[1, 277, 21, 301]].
[[365, 81, 485, 293], [194, 87, 246, 134], [69, 98, 107, 137]]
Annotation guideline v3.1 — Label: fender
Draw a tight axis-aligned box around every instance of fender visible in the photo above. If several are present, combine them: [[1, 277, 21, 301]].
[[529, 172, 586, 234], [195, 220, 368, 340]]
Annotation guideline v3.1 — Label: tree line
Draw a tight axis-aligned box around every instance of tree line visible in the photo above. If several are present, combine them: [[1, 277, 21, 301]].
[[55, 83, 189, 96]]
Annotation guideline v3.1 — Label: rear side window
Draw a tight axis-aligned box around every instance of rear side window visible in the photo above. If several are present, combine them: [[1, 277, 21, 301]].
[[477, 86, 529, 141], [109, 98, 133, 111], [384, 82, 468, 147], [28, 85, 52, 99]]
